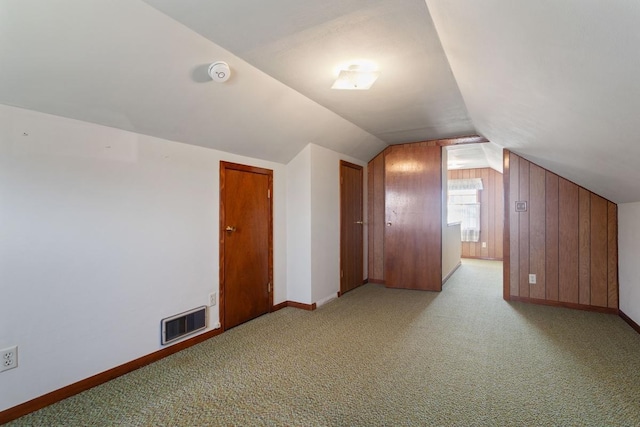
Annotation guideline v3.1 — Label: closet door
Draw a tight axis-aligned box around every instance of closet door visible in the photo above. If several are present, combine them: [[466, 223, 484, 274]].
[[384, 144, 442, 291]]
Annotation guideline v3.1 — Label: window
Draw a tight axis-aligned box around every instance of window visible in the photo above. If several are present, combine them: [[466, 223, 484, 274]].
[[447, 178, 482, 242]]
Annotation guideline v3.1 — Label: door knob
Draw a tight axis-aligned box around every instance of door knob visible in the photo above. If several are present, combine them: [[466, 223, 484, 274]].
[[355, 220, 364, 225], [386, 222, 392, 227], [225, 226, 236, 232]]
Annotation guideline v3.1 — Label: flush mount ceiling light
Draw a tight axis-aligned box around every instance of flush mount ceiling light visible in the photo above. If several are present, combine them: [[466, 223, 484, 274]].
[[331, 64, 380, 90]]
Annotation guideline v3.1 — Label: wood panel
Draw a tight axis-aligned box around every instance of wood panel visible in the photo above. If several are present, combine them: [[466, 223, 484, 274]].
[[558, 178, 579, 303], [545, 172, 559, 301], [608, 202, 619, 309], [529, 164, 546, 299], [578, 188, 591, 305], [340, 161, 363, 295], [495, 168, 504, 260], [384, 144, 442, 291], [590, 194, 608, 307], [367, 151, 385, 282], [503, 150, 510, 300], [518, 158, 530, 298], [221, 163, 272, 330], [509, 154, 520, 297], [506, 152, 618, 312]]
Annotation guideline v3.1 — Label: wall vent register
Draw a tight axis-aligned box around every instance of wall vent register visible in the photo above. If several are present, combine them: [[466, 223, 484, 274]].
[[161, 306, 207, 345]]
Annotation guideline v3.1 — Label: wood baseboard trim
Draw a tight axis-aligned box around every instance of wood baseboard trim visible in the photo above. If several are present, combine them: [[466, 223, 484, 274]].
[[272, 301, 288, 311], [619, 310, 640, 335], [272, 301, 316, 312], [509, 296, 619, 315], [367, 279, 386, 285], [363, 278, 369, 285], [0, 327, 223, 425], [442, 261, 462, 285], [287, 301, 316, 311]]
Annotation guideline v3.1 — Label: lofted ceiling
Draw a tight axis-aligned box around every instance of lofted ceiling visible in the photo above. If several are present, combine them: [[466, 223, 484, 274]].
[[2, 1, 640, 203]]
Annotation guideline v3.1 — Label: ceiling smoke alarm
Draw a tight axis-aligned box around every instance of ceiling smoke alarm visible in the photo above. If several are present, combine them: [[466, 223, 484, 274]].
[[208, 61, 231, 83]]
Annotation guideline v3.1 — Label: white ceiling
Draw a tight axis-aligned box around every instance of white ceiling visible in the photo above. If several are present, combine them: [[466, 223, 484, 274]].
[[2, 1, 640, 203]]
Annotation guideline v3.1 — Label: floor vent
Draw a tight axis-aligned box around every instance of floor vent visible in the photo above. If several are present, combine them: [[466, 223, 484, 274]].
[[161, 306, 207, 345]]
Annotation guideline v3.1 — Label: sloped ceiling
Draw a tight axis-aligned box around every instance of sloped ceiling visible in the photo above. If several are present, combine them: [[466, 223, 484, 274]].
[[2, 1, 639, 203], [426, 0, 640, 203], [0, 0, 387, 163], [143, 0, 475, 144]]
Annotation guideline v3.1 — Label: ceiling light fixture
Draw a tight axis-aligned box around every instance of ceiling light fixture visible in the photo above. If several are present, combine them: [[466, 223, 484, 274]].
[[331, 64, 380, 90]]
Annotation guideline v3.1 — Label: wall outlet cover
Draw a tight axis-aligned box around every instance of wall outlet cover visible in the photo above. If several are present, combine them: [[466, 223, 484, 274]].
[[1, 345, 18, 372], [528, 274, 537, 284]]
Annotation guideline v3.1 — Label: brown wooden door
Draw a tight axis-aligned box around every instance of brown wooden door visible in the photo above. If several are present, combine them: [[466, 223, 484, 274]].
[[220, 162, 273, 330], [384, 144, 442, 291], [340, 161, 364, 295]]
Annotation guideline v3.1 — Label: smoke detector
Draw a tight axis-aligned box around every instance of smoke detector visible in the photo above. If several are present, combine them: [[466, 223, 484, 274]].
[[208, 61, 231, 83]]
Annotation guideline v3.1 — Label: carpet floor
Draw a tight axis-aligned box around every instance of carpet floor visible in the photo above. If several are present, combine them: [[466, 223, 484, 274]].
[[8, 259, 640, 426]]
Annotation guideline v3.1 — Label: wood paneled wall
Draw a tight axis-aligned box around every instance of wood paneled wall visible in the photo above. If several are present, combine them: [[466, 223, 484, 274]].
[[367, 150, 386, 283], [367, 141, 442, 284], [448, 168, 504, 260], [504, 151, 618, 312]]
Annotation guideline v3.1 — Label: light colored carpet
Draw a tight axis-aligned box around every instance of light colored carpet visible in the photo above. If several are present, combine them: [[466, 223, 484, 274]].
[[8, 259, 640, 426]]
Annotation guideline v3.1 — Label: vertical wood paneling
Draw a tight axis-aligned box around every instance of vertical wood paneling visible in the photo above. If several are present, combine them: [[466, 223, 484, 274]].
[[545, 172, 559, 301], [480, 168, 490, 258], [367, 151, 385, 282], [367, 157, 374, 280], [590, 194, 608, 307], [384, 144, 442, 290], [558, 178, 579, 303], [495, 169, 504, 260], [529, 164, 546, 299], [488, 169, 496, 259], [578, 188, 591, 305], [518, 159, 530, 298], [509, 154, 520, 296], [607, 202, 619, 308], [505, 152, 618, 312]]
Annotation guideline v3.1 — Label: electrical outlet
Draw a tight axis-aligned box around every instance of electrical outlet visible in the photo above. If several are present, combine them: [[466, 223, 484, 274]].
[[1, 346, 18, 372], [529, 274, 537, 285], [482, 242, 487, 248], [209, 292, 217, 307]]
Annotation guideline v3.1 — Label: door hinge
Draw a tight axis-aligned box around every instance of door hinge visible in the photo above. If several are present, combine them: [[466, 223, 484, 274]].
[[268, 189, 271, 199], [268, 282, 271, 293]]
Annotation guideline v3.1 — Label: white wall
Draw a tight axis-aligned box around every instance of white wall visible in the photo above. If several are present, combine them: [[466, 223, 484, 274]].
[[0, 105, 287, 411], [285, 144, 367, 306], [285, 145, 312, 304], [618, 202, 640, 326], [309, 144, 367, 306], [442, 148, 461, 280]]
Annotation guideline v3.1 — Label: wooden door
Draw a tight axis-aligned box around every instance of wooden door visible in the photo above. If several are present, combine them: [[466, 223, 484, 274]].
[[220, 162, 273, 330], [340, 161, 364, 295], [384, 144, 442, 291]]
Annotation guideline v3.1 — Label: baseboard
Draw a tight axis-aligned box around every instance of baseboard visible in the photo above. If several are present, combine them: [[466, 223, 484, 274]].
[[0, 327, 223, 425], [619, 310, 640, 335], [509, 296, 619, 315], [272, 300, 316, 312], [461, 256, 504, 261], [442, 261, 462, 285], [367, 278, 386, 285]]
